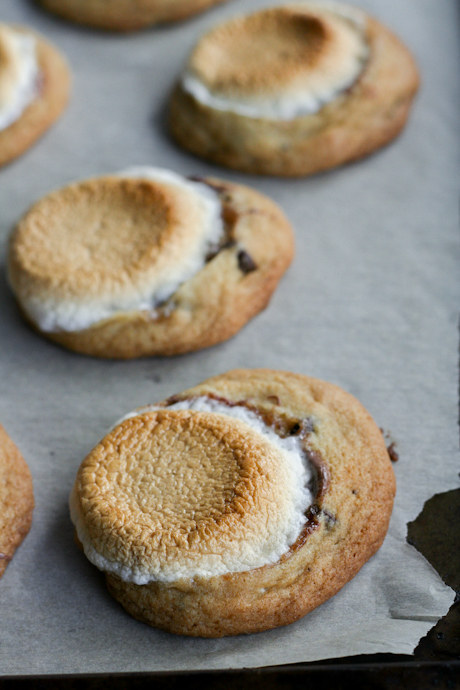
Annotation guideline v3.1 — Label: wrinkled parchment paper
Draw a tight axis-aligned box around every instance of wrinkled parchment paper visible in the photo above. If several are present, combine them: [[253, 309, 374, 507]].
[[0, 0, 458, 675]]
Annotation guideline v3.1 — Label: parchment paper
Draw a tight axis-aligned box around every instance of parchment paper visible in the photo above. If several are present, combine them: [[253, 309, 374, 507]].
[[0, 0, 458, 676]]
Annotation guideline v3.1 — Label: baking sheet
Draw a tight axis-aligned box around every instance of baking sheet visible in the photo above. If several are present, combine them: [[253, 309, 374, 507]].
[[0, 0, 458, 676]]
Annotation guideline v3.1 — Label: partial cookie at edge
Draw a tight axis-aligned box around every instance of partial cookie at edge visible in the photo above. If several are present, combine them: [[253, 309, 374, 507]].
[[0, 425, 34, 578], [37, 0, 229, 32], [0, 26, 70, 167]]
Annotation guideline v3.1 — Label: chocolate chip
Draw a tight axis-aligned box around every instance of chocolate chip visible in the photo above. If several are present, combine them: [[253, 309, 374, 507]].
[[322, 509, 337, 528], [289, 423, 301, 435], [205, 239, 236, 263], [237, 250, 257, 274], [222, 206, 238, 228], [307, 504, 321, 518], [210, 183, 229, 194], [205, 244, 221, 262], [188, 177, 229, 195], [166, 394, 182, 405]]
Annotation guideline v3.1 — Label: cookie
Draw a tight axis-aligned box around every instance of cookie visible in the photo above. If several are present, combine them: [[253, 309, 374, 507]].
[[8, 167, 294, 358], [0, 425, 34, 578], [70, 369, 395, 636], [169, 2, 420, 176], [0, 23, 70, 167], [37, 0, 228, 32]]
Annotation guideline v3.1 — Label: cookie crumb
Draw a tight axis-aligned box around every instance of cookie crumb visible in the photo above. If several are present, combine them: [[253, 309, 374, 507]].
[[387, 442, 399, 462]]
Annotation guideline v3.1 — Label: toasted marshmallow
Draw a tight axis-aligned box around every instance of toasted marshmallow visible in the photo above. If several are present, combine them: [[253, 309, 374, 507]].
[[8, 167, 224, 333], [0, 24, 39, 131], [182, 1, 368, 120], [70, 397, 313, 584]]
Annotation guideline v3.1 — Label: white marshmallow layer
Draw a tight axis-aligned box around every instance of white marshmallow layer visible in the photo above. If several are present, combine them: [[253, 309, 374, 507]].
[[0, 26, 39, 131], [70, 398, 313, 584], [182, 1, 368, 121], [19, 167, 224, 333]]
